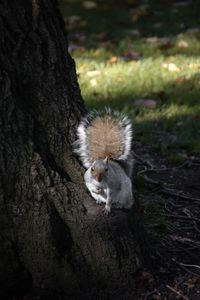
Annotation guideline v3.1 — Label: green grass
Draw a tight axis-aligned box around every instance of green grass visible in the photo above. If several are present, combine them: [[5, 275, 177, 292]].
[[60, 0, 200, 156]]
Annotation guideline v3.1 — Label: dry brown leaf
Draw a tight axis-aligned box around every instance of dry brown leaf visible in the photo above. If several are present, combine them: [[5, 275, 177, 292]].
[[65, 15, 81, 30], [186, 27, 200, 34], [146, 37, 170, 45], [129, 8, 146, 22], [124, 29, 141, 36], [134, 99, 157, 109], [79, 20, 88, 28], [68, 44, 85, 52], [123, 49, 140, 61], [152, 295, 161, 300], [140, 271, 154, 282], [178, 39, 189, 48], [174, 76, 187, 84], [185, 282, 195, 289], [154, 90, 167, 100], [92, 32, 107, 41], [82, 1, 97, 9], [189, 276, 200, 284], [159, 43, 174, 50], [106, 56, 118, 64]]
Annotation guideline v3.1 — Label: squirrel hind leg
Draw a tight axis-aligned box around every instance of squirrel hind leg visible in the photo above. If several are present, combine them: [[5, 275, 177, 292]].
[[117, 157, 135, 179], [124, 193, 134, 209]]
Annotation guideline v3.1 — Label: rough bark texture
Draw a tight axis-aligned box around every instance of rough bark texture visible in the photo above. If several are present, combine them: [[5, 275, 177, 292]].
[[0, 1, 150, 299]]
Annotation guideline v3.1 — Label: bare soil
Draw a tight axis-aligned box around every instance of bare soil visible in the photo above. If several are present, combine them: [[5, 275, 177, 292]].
[[132, 142, 200, 300]]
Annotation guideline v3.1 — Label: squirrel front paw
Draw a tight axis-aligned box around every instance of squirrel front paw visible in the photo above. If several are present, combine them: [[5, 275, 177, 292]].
[[96, 199, 104, 205], [91, 187, 102, 194], [102, 205, 111, 215]]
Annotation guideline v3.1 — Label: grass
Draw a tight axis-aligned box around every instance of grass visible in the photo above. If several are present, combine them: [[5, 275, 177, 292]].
[[60, 0, 200, 156]]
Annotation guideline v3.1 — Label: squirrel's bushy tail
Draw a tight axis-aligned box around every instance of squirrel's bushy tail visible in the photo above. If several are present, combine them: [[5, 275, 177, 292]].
[[74, 108, 133, 168]]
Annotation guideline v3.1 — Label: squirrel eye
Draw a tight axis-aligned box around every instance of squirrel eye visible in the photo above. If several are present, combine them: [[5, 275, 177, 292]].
[[105, 168, 108, 172], [91, 167, 94, 172]]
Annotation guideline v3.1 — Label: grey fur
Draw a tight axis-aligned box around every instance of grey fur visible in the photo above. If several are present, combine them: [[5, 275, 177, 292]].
[[84, 160, 134, 214], [74, 108, 134, 213]]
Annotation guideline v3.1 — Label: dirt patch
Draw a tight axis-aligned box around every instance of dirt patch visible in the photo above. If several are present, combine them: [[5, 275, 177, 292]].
[[133, 142, 200, 299]]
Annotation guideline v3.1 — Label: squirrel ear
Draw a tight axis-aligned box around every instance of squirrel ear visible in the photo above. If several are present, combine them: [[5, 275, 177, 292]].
[[103, 157, 108, 164]]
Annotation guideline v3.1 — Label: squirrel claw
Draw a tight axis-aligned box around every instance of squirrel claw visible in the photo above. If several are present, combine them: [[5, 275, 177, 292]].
[[102, 206, 111, 215], [96, 199, 103, 205]]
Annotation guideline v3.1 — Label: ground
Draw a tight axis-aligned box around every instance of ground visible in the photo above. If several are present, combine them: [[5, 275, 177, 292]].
[[132, 142, 200, 299], [59, 0, 200, 299]]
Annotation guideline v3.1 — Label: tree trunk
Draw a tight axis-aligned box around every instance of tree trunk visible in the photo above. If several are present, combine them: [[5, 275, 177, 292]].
[[0, 1, 150, 299]]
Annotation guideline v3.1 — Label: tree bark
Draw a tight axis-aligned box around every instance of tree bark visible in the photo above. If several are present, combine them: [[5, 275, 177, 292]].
[[0, 0, 150, 299]]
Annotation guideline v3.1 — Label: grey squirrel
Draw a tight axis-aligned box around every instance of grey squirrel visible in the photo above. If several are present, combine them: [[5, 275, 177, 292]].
[[74, 108, 134, 214]]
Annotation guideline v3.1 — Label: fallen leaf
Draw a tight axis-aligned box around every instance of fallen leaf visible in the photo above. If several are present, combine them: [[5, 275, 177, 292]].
[[178, 39, 189, 48], [162, 63, 180, 72], [140, 271, 154, 282], [106, 56, 118, 64], [189, 63, 200, 69], [152, 295, 161, 300], [146, 37, 160, 44], [79, 20, 88, 28], [82, 1, 97, 9], [91, 32, 107, 41], [86, 70, 101, 77], [123, 49, 140, 61], [185, 282, 195, 289], [68, 44, 85, 52], [133, 99, 157, 109], [124, 29, 141, 36], [154, 22, 162, 29], [129, 8, 146, 22], [159, 43, 174, 50], [90, 78, 97, 87], [186, 27, 200, 34], [146, 37, 170, 45], [154, 90, 167, 100], [173, 0, 192, 6], [174, 76, 187, 84], [66, 15, 81, 23], [70, 33, 86, 43], [65, 15, 81, 30]]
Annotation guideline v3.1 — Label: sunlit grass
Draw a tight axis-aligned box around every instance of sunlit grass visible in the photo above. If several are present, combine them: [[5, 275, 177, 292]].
[[60, 0, 200, 155]]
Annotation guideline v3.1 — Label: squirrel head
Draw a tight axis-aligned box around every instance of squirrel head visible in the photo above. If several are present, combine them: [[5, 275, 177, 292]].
[[91, 157, 108, 182]]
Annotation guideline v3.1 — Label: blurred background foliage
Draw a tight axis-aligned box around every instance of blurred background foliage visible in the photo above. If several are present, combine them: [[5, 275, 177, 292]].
[[59, 0, 200, 158]]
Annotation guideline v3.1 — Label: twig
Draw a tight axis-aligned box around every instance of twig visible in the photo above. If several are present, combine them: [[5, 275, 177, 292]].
[[134, 151, 189, 173], [142, 174, 163, 186], [172, 258, 200, 276], [173, 259, 200, 270], [143, 289, 159, 300], [162, 213, 200, 222], [133, 152, 155, 169], [141, 174, 200, 203], [179, 264, 200, 277], [161, 188, 200, 203], [146, 160, 188, 173], [193, 221, 200, 233], [166, 284, 189, 300]]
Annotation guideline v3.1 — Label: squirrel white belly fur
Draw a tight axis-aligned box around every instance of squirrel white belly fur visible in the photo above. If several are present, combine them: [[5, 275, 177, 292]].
[[74, 108, 134, 214]]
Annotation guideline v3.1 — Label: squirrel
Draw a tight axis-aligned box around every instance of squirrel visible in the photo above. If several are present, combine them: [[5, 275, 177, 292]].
[[74, 108, 134, 214]]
